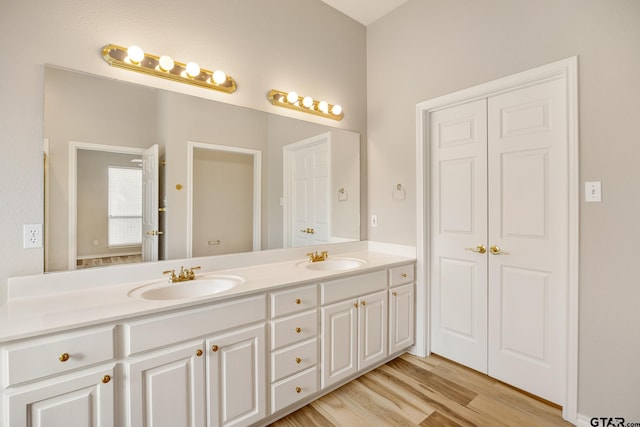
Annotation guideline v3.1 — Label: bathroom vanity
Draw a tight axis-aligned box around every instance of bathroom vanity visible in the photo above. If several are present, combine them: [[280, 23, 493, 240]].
[[0, 247, 415, 426]]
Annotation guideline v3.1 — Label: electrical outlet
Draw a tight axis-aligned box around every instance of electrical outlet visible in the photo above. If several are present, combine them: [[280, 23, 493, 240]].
[[23, 224, 43, 248], [370, 214, 378, 228]]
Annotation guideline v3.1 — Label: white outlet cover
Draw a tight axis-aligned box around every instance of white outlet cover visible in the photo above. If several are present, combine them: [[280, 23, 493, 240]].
[[23, 224, 43, 248]]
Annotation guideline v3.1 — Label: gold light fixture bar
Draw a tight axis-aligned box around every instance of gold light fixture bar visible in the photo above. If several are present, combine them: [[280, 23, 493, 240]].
[[102, 44, 237, 93], [267, 89, 343, 121]]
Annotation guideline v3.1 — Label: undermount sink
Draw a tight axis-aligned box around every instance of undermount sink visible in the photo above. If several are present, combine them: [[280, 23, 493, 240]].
[[129, 275, 244, 301], [299, 258, 366, 271]]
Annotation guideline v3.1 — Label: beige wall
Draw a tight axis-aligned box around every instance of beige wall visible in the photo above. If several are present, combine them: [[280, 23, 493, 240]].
[[192, 149, 254, 257], [0, 0, 366, 300], [367, 0, 640, 419]]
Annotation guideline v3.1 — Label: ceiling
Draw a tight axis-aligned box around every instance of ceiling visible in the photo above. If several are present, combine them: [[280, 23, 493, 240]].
[[320, 0, 408, 26]]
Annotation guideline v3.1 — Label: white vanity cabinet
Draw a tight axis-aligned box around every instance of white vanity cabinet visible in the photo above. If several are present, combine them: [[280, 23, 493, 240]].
[[1, 326, 116, 427], [388, 264, 416, 355], [207, 323, 266, 427], [123, 294, 267, 427], [268, 284, 319, 413], [127, 340, 206, 427], [320, 271, 388, 388]]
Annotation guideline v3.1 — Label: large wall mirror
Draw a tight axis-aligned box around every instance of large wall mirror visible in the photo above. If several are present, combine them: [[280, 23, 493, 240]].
[[44, 66, 360, 272]]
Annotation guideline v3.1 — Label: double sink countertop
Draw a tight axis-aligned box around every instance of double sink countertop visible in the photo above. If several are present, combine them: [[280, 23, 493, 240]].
[[0, 249, 415, 343]]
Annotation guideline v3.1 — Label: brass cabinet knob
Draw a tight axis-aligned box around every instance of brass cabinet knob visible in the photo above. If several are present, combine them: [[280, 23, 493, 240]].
[[295, 357, 302, 364], [295, 327, 302, 333], [295, 298, 301, 304], [361, 301, 366, 306], [196, 349, 203, 357], [353, 303, 359, 308], [102, 374, 111, 384], [295, 386, 302, 394], [211, 345, 219, 352], [59, 353, 70, 362], [392, 291, 398, 297], [401, 273, 407, 278]]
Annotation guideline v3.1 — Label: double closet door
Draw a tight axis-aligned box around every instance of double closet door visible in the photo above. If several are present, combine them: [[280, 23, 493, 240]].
[[430, 78, 568, 405]]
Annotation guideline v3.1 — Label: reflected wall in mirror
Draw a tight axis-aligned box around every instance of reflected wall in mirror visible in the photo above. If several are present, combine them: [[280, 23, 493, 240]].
[[44, 66, 361, 272]]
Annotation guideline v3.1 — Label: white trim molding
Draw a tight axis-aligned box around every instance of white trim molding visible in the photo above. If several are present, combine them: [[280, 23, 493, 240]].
[[416, 56, 579, 424]]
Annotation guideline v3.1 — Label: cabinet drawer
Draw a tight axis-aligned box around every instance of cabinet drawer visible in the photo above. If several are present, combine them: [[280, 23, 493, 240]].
[[389, 264, 415, 286], [270, 284, 317, 318], [3, 326, 116, 386], [271, 366, 318, 413], [271, 310, 317, 350], [125, 294, 266, 355], [271, 338, 318, 382], [321, 270, 387, 305]]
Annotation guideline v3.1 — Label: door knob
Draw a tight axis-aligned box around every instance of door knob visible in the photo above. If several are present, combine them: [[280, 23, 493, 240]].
[[465, 244, 486, 254], [490, 245, 502, 255]]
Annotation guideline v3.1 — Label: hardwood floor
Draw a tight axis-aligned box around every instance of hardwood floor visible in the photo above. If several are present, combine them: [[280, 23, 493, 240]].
[[269, 353, 572, 427]]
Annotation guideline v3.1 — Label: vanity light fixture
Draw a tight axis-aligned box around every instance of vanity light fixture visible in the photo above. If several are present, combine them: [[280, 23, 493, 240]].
[[102, 44, 237, 93], [267, 89, 343, 121]]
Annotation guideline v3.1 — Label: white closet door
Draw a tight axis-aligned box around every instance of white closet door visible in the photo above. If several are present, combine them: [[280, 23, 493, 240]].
[[430, 99, 489, 373], [487, 78, 568, 404]]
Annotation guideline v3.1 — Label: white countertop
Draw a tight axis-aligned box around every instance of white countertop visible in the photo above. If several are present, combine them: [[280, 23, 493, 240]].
[[0, 249, 414, 343]]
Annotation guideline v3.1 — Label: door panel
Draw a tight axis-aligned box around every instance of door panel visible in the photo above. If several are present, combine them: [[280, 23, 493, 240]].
[[321, 300, 357, 388], [142, 144, 159, 262], [358, 291, 387, 371], [430, 99, 488, 373], [207, 324, 266, 427], [487, 78, 567, 404]]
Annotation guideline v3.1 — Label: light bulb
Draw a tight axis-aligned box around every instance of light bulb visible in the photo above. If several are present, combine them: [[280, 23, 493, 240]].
[[127, 46, 145, 64], [318, 101, 329, 113], [286, 91, 298, 104], [212, 70, 226, 84], [158, 55, 175, 72], [185, 62, 201, 78], [331, 104, 342, 115], [302, 96, 313, 108]]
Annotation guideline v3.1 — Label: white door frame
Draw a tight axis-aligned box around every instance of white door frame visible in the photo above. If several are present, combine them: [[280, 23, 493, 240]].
[[68, 141, 147, 270], [415, 57, 579, 423], [186, 141, 262, 258]]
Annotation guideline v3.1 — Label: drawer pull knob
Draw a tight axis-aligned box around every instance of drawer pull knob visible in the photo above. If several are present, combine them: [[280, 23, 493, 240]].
[[401, 273, 407, 278], [59, 353, 70, 362], [295, 327, 302, 333], [361, 301, 367, 306], [102, 375, 111, 384], [295, 357, 302, 364], [295, 298, 301, 304], [212, 345, 219, 352], [392, 291, 398, 297], [196, 349, 203, 357], [295, 386, 302, 393], [354, 303, 358, 308]]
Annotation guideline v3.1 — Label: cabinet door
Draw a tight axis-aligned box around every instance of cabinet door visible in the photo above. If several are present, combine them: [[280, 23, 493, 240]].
[[358, 290, 388, 371], [389, 283, 415, 354], [6, 365, 114, 427], [321, 299, 358, 388], [128, 341, 205, 427], [207, 323, 266, 427]]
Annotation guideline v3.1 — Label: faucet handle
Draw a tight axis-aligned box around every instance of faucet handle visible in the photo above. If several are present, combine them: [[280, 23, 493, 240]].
[[162, 269, 177, 283], [186, 266, 201, 280]]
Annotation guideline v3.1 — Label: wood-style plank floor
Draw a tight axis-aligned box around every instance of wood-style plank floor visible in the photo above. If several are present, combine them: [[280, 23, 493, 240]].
[[269, 353, 572, 427]]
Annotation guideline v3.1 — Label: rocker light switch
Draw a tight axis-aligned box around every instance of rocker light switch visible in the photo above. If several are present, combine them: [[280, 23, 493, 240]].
[[585, 181, 602, 203]]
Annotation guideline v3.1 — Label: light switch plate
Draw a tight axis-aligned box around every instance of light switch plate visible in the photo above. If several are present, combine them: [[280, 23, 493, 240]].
[[585, 181, 602, 203]]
